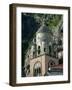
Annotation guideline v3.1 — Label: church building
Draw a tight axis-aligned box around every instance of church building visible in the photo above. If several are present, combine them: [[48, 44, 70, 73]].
[[24, 19, 63, 77]]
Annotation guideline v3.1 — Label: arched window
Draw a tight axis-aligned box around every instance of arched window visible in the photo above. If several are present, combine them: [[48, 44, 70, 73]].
[[49, 45, 51, 56], [38, 46, 41, 55], [34, 38, 36, 42], [44, 48, 46, 52], [33, 51, 36, 58], [33, 62, 41, 76], [38, 46, 40, 49]]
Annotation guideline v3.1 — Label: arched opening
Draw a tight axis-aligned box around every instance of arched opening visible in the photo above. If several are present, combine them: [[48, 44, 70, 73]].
[[48, 60, 55, 68], [33, 62, 41, 76], [33, 51, 36, 58], [44, 47, 46, 52], [38, 46, 41, 55], [49, 45, 51, 56], [59, 58, 63, 64]]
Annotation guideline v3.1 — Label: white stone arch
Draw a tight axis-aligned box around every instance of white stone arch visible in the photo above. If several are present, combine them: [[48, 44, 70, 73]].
[[33, 61, 42, 76]]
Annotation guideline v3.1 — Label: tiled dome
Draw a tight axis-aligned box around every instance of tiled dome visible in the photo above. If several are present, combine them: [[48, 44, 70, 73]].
[[37, 24, 50, 33]]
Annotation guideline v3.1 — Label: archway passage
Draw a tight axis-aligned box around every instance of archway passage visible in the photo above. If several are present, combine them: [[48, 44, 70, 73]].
[[33, 62, 41, 76]]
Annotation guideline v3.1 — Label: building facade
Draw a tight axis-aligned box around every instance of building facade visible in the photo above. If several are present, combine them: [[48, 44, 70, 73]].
[[24, 19, 63, 77]]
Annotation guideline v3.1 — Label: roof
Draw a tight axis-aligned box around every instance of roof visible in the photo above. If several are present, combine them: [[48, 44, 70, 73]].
[[51, 64, 63, 69], [37, 24, 50, 33]]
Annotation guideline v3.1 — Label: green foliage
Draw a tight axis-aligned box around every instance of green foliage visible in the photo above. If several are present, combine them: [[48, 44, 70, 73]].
[[46, 15, 62, 29], [23, 13, 62, 30], [31, 13, 62, 29]]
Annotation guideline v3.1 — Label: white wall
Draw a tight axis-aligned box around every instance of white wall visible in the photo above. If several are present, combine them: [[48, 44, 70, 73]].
[[0, 0, 72, 90]]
